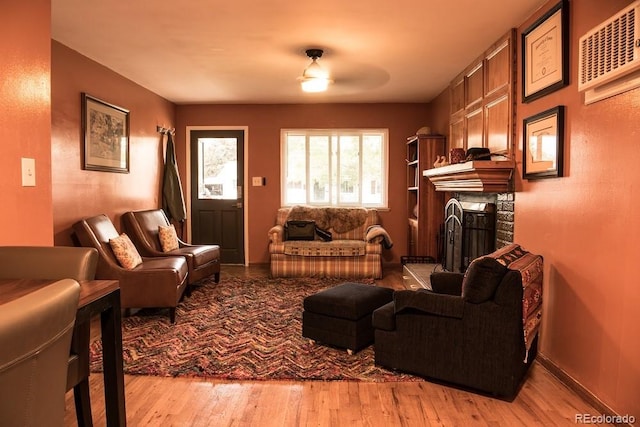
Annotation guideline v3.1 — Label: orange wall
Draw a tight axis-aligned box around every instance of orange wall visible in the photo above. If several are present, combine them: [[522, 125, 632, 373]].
[[176, 104, 431, 264], [515, 0, 640, 418], [51, 42, 176, 245], [429, 0, 640, 418], [0, 1, 53, 245]]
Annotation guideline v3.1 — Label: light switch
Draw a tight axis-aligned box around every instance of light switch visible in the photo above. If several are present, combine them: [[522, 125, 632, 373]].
[[21, 158, 36, 187]]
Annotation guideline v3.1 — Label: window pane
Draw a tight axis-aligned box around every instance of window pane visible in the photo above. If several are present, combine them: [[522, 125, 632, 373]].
[[337, 135, 360, 204], [309, 135, 330, 204], [198, 138, 237, 200], [281, 129, 387, 208], [362, 134, 383, 205], [284, 135, 306, 205]]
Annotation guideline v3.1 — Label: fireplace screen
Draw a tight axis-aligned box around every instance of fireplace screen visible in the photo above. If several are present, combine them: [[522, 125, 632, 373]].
[[443, 199, 496, 273]]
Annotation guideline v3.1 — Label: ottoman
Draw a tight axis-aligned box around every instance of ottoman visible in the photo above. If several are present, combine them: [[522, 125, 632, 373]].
[[302, 282, 394, 354]]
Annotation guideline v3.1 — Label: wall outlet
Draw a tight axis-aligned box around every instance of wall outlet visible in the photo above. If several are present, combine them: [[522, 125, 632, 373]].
[[21, 158, 36, 187]]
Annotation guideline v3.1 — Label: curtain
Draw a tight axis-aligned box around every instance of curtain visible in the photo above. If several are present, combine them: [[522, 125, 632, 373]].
[[162, 132, 187, 223]]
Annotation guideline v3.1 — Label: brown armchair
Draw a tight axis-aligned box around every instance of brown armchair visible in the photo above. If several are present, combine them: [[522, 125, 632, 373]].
[[0, 245, 98, 427], [373, 244, 543, 399], [0, 279, 80, 427], [73, 214, 188, 323], [122, 209, 220, 286]]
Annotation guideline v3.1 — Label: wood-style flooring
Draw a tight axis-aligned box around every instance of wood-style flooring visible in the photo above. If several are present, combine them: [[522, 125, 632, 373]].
[[64, 265, 605, 427]]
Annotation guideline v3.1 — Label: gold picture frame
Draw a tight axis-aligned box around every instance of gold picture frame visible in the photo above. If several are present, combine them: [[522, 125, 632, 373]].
[[521, 0, 569, 103], [523, 106, 564, 179], [82, 93, 130, 173]]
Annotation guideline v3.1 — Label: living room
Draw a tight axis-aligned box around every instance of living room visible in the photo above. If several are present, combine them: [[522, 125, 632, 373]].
[[2, 0, 639, 425]]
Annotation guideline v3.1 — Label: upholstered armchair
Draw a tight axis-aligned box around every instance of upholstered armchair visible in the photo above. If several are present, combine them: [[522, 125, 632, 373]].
[[0, 279, 80, 427], [0, 245, 98, 426], [73, 214, 189, 323], [122, 209, 220, 286], [373, 244, 543, 398]]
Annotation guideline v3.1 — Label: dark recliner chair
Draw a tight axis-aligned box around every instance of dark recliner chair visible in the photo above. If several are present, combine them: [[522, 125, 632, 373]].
[[373, 244, 543, 399], [122, 209, 220, 286], [73, 214, 188, 323]]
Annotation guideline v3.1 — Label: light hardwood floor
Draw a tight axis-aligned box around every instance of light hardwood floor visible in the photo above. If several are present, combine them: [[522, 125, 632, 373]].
[[64, 265, 606, 427]]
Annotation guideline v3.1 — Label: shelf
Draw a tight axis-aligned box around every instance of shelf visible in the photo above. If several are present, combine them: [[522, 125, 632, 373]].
[[423, 160, 515, 193]]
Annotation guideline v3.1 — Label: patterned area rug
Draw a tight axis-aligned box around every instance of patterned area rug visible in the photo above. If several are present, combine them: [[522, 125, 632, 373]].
[[89, 275, 422, 382]]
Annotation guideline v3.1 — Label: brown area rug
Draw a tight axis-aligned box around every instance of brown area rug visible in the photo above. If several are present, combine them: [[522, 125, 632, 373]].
[[89, 275, 422, 382]]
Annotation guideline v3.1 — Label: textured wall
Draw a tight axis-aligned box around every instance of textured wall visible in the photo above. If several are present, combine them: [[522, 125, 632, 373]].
[[176, 104, 431, 264], [51, 42, 175, 245], [0, 1, 53, 245], [515, 0, 640, 418]]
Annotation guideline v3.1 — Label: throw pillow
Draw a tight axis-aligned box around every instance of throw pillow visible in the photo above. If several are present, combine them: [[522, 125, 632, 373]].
[[109, 233, 143, 269], [461, 256, 508, 303], [158, 224, 180, 252]]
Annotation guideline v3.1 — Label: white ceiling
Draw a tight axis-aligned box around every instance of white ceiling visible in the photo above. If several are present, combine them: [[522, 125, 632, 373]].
[[51, 0, 546, 105]]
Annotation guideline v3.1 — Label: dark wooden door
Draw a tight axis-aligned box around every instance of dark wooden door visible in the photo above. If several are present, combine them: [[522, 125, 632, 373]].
[[190, 130, 244, 264]]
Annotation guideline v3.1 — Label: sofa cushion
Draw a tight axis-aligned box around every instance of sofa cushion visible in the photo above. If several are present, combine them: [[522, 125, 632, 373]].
[[283, 240, 366, 257], [461, 256, 508, 303], [109, 233, 143, 269], [158, 224, 179, 252]]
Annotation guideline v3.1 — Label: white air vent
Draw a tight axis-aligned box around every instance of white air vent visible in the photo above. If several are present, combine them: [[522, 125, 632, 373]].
[[578, 1, 640, 104]]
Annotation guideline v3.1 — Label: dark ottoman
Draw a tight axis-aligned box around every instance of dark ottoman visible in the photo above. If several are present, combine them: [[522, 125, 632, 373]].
[[302, 282, 394, 354]]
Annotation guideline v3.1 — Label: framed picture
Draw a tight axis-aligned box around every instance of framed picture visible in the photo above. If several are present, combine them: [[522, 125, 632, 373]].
[[523, 106, 564, 179], [521, 0, 569, 103], [82, 93, 130, 173]]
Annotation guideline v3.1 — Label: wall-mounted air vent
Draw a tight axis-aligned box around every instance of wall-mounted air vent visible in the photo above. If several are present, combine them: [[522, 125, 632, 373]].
[[578, 1, 640, 104]]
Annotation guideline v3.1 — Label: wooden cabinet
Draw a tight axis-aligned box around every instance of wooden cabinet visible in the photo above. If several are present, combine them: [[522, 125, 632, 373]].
[[406, 135, 445, 259], [449, 29, 516, 159]]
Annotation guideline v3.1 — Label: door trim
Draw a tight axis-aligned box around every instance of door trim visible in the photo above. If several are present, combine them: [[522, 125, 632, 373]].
[[185, 126, 249, 265]]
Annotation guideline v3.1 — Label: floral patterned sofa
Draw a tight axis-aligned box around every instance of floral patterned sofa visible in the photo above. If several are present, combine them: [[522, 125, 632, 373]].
[[268, 206, 392, 278]]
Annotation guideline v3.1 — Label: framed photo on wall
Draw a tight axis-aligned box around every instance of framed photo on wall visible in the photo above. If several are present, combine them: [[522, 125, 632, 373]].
[[523, 106, 565, 179], [521, 0, 569, 103], [82, 93, 130, 173]]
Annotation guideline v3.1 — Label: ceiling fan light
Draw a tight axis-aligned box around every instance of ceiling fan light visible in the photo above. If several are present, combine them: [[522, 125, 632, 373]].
[[300, 77, 330, 92], [298, 48, 333, 93], [303, 59, 326, 79]]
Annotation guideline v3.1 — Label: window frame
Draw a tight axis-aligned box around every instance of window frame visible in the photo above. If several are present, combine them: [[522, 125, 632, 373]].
[[280, 128, 389, 208]]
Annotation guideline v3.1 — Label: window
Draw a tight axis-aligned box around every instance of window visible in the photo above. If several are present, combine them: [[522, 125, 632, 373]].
[[281, 129, 388, 208]]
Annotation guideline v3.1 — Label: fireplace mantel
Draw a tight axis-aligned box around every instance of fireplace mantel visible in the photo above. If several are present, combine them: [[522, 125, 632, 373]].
[[423, 160, 515, 193]]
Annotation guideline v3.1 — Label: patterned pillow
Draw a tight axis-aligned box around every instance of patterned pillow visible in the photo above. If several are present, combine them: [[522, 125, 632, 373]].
[[158, 224, 179, 252], [109, 233, 143, 269]]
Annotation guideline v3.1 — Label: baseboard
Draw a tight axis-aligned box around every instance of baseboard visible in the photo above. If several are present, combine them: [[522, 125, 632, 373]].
[[537, 353, 634, 426]]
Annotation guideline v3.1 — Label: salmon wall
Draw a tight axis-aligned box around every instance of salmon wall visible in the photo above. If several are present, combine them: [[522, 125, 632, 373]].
[[427, 0, 640, 417], [0, 1, 53, 245], [515, 0, 640, 418], [51, 42, 175, 245], [176, 104, 431, 264]]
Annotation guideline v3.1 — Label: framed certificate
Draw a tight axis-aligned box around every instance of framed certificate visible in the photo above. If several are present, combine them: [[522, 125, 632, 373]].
[[521, 0, 569, 103], [523, 106, 565, 179]]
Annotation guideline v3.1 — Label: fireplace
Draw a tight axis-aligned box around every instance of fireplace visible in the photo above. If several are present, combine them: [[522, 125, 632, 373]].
[[443, 198, 497, 273]]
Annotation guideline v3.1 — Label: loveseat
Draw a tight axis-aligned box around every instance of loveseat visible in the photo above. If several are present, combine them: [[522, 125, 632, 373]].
[[268, 206, 392, 278]]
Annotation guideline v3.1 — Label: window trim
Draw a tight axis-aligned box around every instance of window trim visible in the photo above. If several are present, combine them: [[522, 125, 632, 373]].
[[280, 128, 389, 208]]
